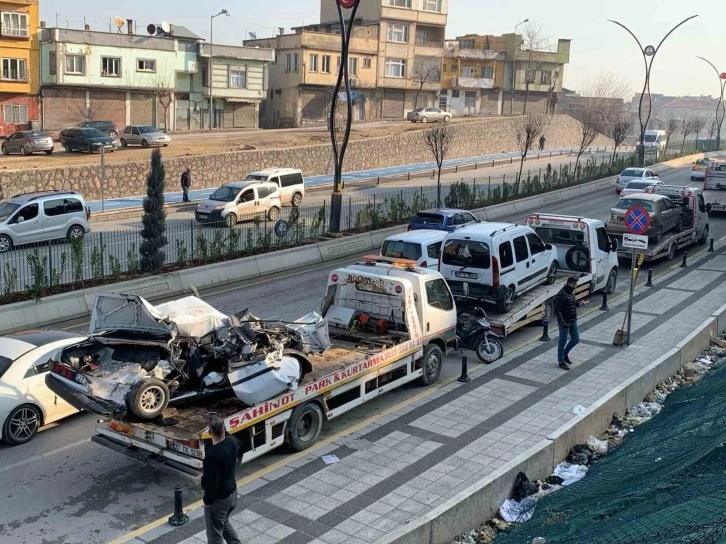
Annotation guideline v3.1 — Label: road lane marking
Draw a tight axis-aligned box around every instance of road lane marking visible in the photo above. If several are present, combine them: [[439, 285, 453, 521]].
[[0, 438, 91, 475]]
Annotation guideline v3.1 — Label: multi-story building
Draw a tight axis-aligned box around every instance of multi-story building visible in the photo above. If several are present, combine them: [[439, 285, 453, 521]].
[[39, 21, 273, 132], [0, 0, 39, 136]]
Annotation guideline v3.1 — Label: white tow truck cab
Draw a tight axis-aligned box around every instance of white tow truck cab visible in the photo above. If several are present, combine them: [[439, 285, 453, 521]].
[[704, 164, 726, 213], [91, 259, 456, 480]]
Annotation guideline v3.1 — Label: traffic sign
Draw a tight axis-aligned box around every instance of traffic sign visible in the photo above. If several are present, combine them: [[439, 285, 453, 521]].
[[622, 233, 648, 250], [644, 45, 655, 56], [624, 205, 651, 235], [721, 72, 726, 80], [337, 0, 358, 8]]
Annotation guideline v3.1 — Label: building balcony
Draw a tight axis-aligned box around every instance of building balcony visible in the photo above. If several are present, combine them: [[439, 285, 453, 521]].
[[444, 46, 505, 61], [455, 76, 493, 89], [0, 26, 30, 39], [415, 36, 444, 48]]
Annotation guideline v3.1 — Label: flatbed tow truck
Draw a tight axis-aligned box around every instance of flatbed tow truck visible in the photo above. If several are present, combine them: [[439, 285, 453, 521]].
[[90, 259, 457, 479], [704, 164, 726, 213]]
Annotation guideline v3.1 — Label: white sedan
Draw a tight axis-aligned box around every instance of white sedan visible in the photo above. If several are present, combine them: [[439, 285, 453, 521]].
[[619, 179, 664, 197], [1, 330, 84, 445]]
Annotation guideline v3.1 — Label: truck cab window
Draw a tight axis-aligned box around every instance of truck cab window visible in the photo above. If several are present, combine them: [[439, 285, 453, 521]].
[[425, 278, 453, 311], [596, 227, 610, 252]]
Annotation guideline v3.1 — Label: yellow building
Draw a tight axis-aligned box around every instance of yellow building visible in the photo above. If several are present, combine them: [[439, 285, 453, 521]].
[[0, 0, 39, 136]]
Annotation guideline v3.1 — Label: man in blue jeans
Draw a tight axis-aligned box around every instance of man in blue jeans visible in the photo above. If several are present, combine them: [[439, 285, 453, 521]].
[[554, 277, 587, 370]]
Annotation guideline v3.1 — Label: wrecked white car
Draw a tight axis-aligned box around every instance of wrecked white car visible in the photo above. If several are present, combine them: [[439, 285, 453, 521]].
[[46, 292, 329, 420]]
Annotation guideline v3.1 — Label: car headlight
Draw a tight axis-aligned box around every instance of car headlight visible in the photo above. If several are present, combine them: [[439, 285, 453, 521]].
[[214, 205, 225, 210]]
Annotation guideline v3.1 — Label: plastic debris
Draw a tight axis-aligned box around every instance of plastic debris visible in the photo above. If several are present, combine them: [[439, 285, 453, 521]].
[[572, 405, 586, 415], [587, 436, 609, 455], [513, 472, 540, 502], [202, 371, 224, 386], [500, 496, 537, 523], [532, 539, 548, 544], [322, 455, 340, 465], [552, 462, 588, 486]]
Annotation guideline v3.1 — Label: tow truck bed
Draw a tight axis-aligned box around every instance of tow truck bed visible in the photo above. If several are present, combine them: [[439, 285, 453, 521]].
[[610, 229, 696, 262]]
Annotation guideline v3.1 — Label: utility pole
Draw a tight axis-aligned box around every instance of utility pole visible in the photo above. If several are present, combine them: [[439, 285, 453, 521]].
[[510, 19, 528, 116], [209, 9, 230, 131]]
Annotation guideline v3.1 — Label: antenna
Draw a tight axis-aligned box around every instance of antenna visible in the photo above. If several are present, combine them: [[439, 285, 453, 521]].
[[146, 23, 157, 35], [113, 16, 125, 32], [161, 21, 171, 34]]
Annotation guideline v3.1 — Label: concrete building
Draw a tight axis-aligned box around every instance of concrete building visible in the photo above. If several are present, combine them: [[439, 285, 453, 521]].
[[559, 88, 628, 122], [0, 0, 39, 136]]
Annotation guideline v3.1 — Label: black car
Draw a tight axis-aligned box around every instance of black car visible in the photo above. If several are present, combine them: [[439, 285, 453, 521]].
[[77, 120, 119, 139], [59, 128, 116, 154]]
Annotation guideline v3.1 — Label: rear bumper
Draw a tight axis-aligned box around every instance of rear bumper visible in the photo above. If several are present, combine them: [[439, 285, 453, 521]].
[[448, 280, 507, 303], [45, 373, 124, 418]]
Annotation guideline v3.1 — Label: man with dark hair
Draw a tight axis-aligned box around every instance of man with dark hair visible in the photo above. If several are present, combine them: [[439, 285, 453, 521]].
[[181, 168, 192, 202], [202, 416, 241, 544], [554, 276, 586, 370]]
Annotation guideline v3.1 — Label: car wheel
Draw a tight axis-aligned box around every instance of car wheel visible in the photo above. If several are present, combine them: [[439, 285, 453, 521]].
[[606, 268, 618, 294], [108, 130, 118, 139], [63, 144, 72, 153], [120, 139, 128, 147], [444, 115, 451, 122], [20, 146, 29, 156], [0, 234, 13, 253], [497, 286, 516, 313], [128, 379, 170, 419], [652, 226, 662, 244], [421, 117, 428, 124], [141, 139, 149, 148], [286, 401, 324, 452], [267, 207, 280, 221], [674, 215, 683, 233], [87, 145, 94, 154], [418, 343, 443, 386], [1, 144, 8, 155], [45, 149, 53, 155], [545, 261, 558, 285], [225, 213, 237, 228], [698, 224, 709, 245], [292, 193, 303, 207], [667, 243, 676, 261], [3, 405, 41, 445], [67, 225, 85, 242]]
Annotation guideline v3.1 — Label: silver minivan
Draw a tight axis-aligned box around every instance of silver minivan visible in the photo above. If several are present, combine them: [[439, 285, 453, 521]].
[[195, 181, 282, 227], [244, 169, 305, 207]]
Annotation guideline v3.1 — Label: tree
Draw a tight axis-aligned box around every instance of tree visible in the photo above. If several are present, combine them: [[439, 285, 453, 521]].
[[515, 113, 548, 191], [610, 115, 633, 162], [680, 117, 697, 154], [574, 107, 605, 168], [140, 149, 167, 272], [519, 21, 549, 115], [692, 115, 707, 149], [423, 124, 454, 208], [665, 117, 679, 152], [410, 61, 441, 110]]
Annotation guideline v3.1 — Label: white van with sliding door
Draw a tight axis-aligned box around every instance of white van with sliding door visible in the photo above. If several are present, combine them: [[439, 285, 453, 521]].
[[245, 168, 305, 207], [380, 230, 446, 270]]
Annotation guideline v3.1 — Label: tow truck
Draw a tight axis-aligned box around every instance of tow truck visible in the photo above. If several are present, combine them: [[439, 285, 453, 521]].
[[704, 164, 726, 213], [89, 258, 457, 479]]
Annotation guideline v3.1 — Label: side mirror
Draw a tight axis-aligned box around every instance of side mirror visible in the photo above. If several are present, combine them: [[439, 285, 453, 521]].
[[706, 203, 712, 214], [544, 243, 553, 251], [16, 216, 25, 223], [610, 238, 618, 252]]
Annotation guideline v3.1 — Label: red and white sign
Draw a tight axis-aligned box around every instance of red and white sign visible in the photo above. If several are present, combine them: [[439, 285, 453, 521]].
[[337, 0, 357, 8], [720, 72, 726, 80]]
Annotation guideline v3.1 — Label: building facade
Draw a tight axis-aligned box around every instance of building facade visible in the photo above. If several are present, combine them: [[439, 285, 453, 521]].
[[0, 0, 39, 136]]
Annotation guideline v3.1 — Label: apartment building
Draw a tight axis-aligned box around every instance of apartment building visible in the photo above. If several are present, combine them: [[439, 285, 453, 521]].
[[0, 0, 39, 136]]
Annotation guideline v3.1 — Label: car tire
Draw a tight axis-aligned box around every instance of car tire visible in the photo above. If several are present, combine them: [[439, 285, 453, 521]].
[[63, 144, 72, 153], [286, 401, 324, 452], [141, 139, 149, 148], [128, 379, 170, 419], [444, 115, 451, 122], [421, 117, 428, 124], [418, 343, 443, 386], [67, 225, 85, 242], [2, 404, 42, 445], [87, 145, 94, 154], [545, 261, 558, 285], [698, 224, 709, 245], [120, 139, 128, 147], [652, 226, 662, 244], [606, 268, 618, 294], [0, 234, 13, 253], [667, 243, 676, 261], [20, 146, 28, 156], [292, 193, 303, 207], [675, 215, 683, 233], [497, 286, 516, 313], [225, 213, 237, 228], [1, 144, 8, 155], [45, 149, 53, 155], [267, 207, 280, 221], [108, 130, 118, 139]]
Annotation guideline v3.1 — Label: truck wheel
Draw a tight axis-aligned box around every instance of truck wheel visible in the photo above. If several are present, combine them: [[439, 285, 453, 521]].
[[419, 344, 443, 385], [606, 268, 618, 294], [698, 224, 709, 245], [545, 262, 558, 285], [286, 402, 323, 452], [128, 379, 170, 419], [496, 286, 515, 313]]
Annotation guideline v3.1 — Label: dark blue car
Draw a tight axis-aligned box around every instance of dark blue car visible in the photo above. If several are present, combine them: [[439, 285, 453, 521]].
[[408, 208, 479, 232]]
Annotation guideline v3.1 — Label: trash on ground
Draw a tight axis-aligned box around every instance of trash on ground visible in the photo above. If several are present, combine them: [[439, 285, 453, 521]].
[[499, 496, 538, 523], [586, 436, 609, 455], [572, 405, 586, 414], [322, 455, 340, 465], [552, 462, 589, 486]]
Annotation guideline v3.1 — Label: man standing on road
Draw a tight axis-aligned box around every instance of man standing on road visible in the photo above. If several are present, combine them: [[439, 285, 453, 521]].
[[202, 417, 241, 544], [554, 277, 587, 370], [181, 168, 192, 202], [539, 135, 546, 151]]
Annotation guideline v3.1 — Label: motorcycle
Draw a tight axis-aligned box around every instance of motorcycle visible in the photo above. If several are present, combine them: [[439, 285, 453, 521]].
[[456, 307, 504, 363]]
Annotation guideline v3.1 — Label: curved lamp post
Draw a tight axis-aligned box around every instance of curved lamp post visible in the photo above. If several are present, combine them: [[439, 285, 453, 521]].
[[696, 56, 726, 150], [608, 15, 698, 165], [329, 0, 361, 233], [510, 18, 529, 117], [209, 9, 230, 130]]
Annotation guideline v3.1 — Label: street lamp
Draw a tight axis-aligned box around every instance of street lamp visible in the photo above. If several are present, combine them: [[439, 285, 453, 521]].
[[510, 18, 529, 117], [209, 9, 230, 131], [696, 56, 726, 150], [608, 15, 697, 165]]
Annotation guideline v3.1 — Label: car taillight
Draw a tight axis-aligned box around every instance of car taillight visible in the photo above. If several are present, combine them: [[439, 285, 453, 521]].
[[492, 256, 500, 287], [52, 362, 74, 380], [24, 139, 33, 144]]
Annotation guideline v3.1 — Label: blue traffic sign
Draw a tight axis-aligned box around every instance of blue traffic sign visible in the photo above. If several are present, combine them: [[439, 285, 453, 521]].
[[624, 205, 651, 235]]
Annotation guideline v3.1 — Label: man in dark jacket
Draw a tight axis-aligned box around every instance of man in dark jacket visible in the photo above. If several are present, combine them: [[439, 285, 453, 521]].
[[554, 277, 585, 370], [202, 417, 241, 544], [539, 135, 546, 151], [181, 168, 192, 202]]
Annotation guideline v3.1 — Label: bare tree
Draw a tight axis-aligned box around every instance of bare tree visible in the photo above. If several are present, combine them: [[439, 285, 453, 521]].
[[574, 107, 605, 168], [515, 113, 548, 190], [610, 115, 633, 162], [519, 21, 549, 115], [423, 124, 454, 208], [680, 117, 698, 154], [665, 117, 679, 152], [692, 115, 707, 149], [410, 61, 441, 111]]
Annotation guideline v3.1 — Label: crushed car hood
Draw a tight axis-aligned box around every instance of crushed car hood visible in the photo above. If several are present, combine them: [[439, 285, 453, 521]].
[[154, 296, 229, 340]]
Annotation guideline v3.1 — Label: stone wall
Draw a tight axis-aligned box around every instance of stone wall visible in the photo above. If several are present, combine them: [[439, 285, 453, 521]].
[[0, 115, 612, 201]]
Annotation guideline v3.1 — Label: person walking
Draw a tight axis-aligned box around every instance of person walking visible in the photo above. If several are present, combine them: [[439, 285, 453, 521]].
[[539, 135, 546, 151], [554, 277, 587, 370], [202, 416, 241, 544], [181, 168, 192, 202]]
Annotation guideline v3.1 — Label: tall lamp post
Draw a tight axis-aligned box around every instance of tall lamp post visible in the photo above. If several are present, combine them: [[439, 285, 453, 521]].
[[328, 0, 361, 234], [510, 18, 529, 117], [696, 56, 726, 150], [209, 9, 230, 131], [608, 15, 697, 165]]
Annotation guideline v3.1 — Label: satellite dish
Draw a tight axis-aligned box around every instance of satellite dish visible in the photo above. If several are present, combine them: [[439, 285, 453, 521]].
[[147, 23, 157, 35], [113, 16, 125, 29], [249, 31, 257, 39], [161, 21, 171, 34]]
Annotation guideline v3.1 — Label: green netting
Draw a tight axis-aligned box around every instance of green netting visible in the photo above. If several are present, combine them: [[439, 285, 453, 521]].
[[496, 358, 726, 544]]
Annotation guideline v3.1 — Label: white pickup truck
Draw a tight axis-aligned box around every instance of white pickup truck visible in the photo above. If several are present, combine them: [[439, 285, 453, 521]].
[[704, 164, 726, 213], [86, 260, 457, 479]]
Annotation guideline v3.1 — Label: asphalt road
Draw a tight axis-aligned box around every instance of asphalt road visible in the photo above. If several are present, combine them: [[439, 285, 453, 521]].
[[1, 164, 723, 544]]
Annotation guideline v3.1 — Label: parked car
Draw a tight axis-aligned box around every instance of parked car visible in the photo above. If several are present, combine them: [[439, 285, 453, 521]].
[[620, 179, 664, 197], [1, 131, 54, 156], [77, 120, 120, 140], [120, 125, 171, 148], [380, 230, 446, 269], [244, 168, 305, 207], [0, 190, 91, 253], [407, 107, 452, 123], [440, 223, 559, 312], [607, 193, 684, 243], [195, 180, 282, 226], [615, 167, 658, 194], [1, 330, 84, 445], [408, 209, 478, 232], [691, 158, 716, 181], [59, 128, 116, 154]]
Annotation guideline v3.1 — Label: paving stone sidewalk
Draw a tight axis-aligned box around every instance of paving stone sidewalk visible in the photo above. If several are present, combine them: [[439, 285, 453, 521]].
[[136, 245, 726, 544]]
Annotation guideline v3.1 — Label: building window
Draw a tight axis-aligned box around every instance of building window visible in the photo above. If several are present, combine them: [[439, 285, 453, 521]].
[[540, 70, 552, 84], [459, 39, 475, 49], [452, 90, 460, 98], [101, 57, 121, 77], [322, 55, 331, 73], [49, 51, 56, 75], [482, 67, 493, 79], [363, 57, 371, 69], [439, 96, 447, 110], [422, 0, 442, 12], [465, 91, 477, 107], [230, 70, 246, 88], [1, 12, 29, 37], [451, 64, 457, 71], [285, 53, 292, 72], [525, 70, 536, 83], [388, 0, 411, 7], [1, 58, 27, 81], [385, 58, 406, 78], [137, 59, 156, 72], [65, 54, 84, 74], [309, 54, 318, 72], [387, 23, 409, 43], [3, 104, 28, 124], [349, 57, 358, 76], [293, 53, 299, 73]]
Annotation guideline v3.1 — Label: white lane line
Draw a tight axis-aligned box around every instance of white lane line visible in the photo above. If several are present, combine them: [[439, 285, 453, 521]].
[[0, 438, 91, 475]]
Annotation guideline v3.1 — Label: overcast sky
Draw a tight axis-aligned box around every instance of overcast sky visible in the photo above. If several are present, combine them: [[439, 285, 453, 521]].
[[43, 0, 723, 98]]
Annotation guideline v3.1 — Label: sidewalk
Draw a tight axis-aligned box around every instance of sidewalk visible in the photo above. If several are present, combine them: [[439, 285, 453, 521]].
[[132, 244, 726, 544]]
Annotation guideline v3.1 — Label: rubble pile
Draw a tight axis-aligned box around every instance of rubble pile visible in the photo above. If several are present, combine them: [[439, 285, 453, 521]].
[[450, 337, 726, 544]]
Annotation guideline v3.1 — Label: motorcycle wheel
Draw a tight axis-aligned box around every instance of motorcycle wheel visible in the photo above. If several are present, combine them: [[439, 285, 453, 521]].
[[475, 335, 504, 363]]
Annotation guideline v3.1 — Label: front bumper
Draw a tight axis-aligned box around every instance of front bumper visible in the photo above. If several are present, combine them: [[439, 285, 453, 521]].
[[195, 210, 224, 223], [46, 373, 125, 418], [447, 280, 507, 304]]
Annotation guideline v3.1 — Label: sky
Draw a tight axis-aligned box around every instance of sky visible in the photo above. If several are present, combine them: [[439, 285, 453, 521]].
[[42, 0, 725, 98]]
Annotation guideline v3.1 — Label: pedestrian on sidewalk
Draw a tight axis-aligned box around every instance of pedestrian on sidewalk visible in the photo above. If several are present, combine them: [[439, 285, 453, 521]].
[[181, 168, 192, 202], [554, 276, 587, 370], [202, 416, 241, 544], [539, 135, 546, 151]]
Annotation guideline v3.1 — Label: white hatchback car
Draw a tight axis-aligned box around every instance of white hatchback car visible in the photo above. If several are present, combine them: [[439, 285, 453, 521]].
[[380, 230, 446, 270], [1, 330, 83, 445]]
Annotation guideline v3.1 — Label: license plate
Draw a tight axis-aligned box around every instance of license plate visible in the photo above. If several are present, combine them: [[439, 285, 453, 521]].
[[168, 440, 203, 459], [74, 373, 88, 386], [455, 271, 478, 279]]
